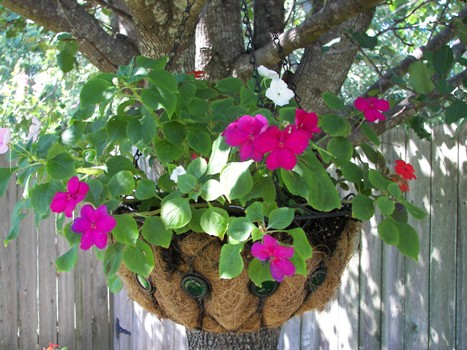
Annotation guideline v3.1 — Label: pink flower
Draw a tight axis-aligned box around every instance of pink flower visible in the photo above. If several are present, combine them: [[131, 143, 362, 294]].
[[0, 128, 11, 154], [222, 115, 269, 161], [394, 159, 416, 180], [295, 109, 321, 137], [251, 235, 295, 282], [354, 96, 390, 122], [71, 204, 116, 250], [50, 176, 89, 217], [254, 125, 309, 170]]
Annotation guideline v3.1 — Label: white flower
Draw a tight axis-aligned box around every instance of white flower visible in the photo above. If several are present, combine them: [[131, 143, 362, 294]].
[[258, 65, 279, 80], [0, 128, 11, 154], [27, 116, 41, 142], [170, 165, 186, 183], [265, 79, 295, 106]]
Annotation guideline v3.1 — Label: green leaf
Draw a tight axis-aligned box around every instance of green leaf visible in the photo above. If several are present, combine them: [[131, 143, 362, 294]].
[[378, 219, 399, 245], [30, 182, 62, 217], [338, 161, 363, 183], [400, 199, 427, 220], [106, 156, 136, 176], [201, 179, 223, 201], [216, 77, 243, 94], [187, 157, 208, 179], [290, 252, 307, 276], [219, 243, 244, 279], [376, 196, 395, 215], [289, 227, 313, 260], [55, 246, 78, 272], [108, 170, 135, 197], [388, 182, 402, 198], [408, 61, 435, 95], [395, 222, 419, 260], [148, 69, 178, 93], [162, 121, 187, 145], [228, 217, 255, 242], [322, 92, 345, 110], [56, 49, 74, 73], [360, 123, 381, 146], [200, 206, 229, 238], [245, 202, 264, 223], [107, 274, 124, 294], [445, 101, 467, 124], [161, 197, 192, 229], [368, 169, 390, 190], [80, 77, 115, 107], [432, 46, 454, 76], [267, 207, 295, 229], [4, 200, 29, 245], [141, 88, 176, 117], [136, 56, 167, 70], [352, 194, 374, 221], [135, 179, 157, 200], [142, 216, 173, 248], [123, 240, 155, 277], [187, 131, 212, 156], [351, 32, 378, 49], [248, 259, 274, 287], [327, 137, 353, 162], [318, 114, 351, 137], [0, 167, 17, 197], [206, 136, 230, 175], [220, 161, 253, 200], [46, 153, 76, 179], [454, 19, 467, 46], [112, 214, 139, 246], [177, 173, 197, 194], [103, 243, 124, 277], [154, 139, 184, 164]]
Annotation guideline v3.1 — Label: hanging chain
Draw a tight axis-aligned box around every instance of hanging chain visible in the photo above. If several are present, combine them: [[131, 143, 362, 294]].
[[166, 0, 194, 70], [240, 0, 265, 108], [270, 33, 302, 109]]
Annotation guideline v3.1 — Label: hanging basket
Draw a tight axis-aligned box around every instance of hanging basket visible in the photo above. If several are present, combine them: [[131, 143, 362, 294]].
[[116, 208, 360, 333]]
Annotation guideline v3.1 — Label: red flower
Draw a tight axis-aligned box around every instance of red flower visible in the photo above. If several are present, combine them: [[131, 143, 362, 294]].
[[391, 175, 410, 192], [50, 176, 89, 217], [188, 70, 206, 79], [354, 96, 389, 122], [295, 109, 321, 137], [394, 159, 416, 180]]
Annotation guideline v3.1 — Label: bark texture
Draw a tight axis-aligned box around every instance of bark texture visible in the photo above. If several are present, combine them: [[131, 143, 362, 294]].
[[186, 327, 281, 350]]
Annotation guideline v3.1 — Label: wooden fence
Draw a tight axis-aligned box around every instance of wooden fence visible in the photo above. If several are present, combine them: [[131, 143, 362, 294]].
[[1, 125, 465, 349]]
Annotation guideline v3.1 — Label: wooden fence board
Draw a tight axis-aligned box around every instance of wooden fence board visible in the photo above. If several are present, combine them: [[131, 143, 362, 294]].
[[456, 126, 466, 349], [17, 213, 38, 350], [429, 125, 458, 348], [0, 163, 19, 350], [403, 132, 431, 350], [92, 255, 112, 350], [113, 288, 134, 350], [75, 250, 93, 350], [38, 218, 59, 348]]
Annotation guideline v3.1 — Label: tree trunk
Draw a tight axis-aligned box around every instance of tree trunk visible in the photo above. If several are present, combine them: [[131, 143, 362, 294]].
[[186, 327, 281, 350]]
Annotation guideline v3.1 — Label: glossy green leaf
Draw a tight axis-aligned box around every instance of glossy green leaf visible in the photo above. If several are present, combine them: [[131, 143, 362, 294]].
[[187, 131, 212, 156], [400, 199, 427, 220], [445, 101, 467, 124], [161, 197, 192, 229], [219, 243, 244, 279], [200, 206, 229, 238], [432, 46, 454, 76], [154, 139, 184, 164], [327, 137, 353, 162], [228, 217, 255, 242], [351, 32, 378, 49], [360, 122, 381, 146], [162, 121, 187, 145], [267, 207, 295, 230], [55, 245, 78, 272], [376, 196, 395, 215], [395, 222, 420, 260], [289, 227, 313, 260], [368, 169, 390, 190], [135, 179, 157, 200], [206, 136, 230, 175], [103, 243, 124, 277], [245, 202, 264, 223], [112, 214, 139, 246], [30, 181, 62, 217], [220, 160, 253, 200], [201, 179, 223, 201], [148, 69, 178, 93], [80, 77, 115, 107], [142, 216, 173, 248], [248, 258, 274, 287], [0, 167, 17, 197], [352, 194, 374, 221], [46, 153, 75, 179], [318, 114, 351, 137], [378, 219, 399, 245], [109, 170, 135, 197], [322, 92, 345, 110], [177, 173, 197, 194], [123, 240, 155, 277], [408, 61, 435, 95]]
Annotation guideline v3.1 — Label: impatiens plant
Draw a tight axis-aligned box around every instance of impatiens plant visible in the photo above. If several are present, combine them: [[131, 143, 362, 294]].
[[0, 56, 426, 291]]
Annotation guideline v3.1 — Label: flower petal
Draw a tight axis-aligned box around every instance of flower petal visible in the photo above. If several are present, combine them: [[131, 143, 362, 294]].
[[71, 217, 91, 233], [273, 245, 294, 259], [271, 258, 295, 280], [266, 149, 297, 171], [93, 231, 108, 249], [354, 97, 370, 111], [67, 176, 79, 194], [79, 230, 95, 250], [254, 126, 280, 154], [50, 192, 68, 213], [251, 242, 270, 261], [374, 98, 390, 111], [80, 204, 96, 221], [284, 127, 309, 154]]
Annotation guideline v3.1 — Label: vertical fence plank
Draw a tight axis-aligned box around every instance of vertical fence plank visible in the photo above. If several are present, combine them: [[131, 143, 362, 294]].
[[92, 255, 112, 350], [56, 234, 76, 350], [75, 250, 93, 349], [429, 125, 457, 348], [38, 218, 58, 348], [17, 213, 38, 350], [381, 129, 406, 350], [0, 161, 19, 350], [279, 316, 301, 350], [403, 132, 431, 349], [358, 218, 382, 350], [113, 288, 134, 350], [456, 126, 466, 349]]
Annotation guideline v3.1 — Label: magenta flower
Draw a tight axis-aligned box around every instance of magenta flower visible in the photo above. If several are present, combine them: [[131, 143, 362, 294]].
[[254, 125, 309, 170], [222, 115, 269, 161], [0, 128, 11, 154], [71, 204, 116, 250], [354, 96, 390, 122], [50, 176, 89, 217], [251, 235, 295, 282], [295, 109, 321, 137]]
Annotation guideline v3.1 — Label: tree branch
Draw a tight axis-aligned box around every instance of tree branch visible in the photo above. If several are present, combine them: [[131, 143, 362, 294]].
[[350, 69, 467, 146], [2, 0, 139, 71], [231, 0, 385, 77], [364, 8, 467, 96]]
